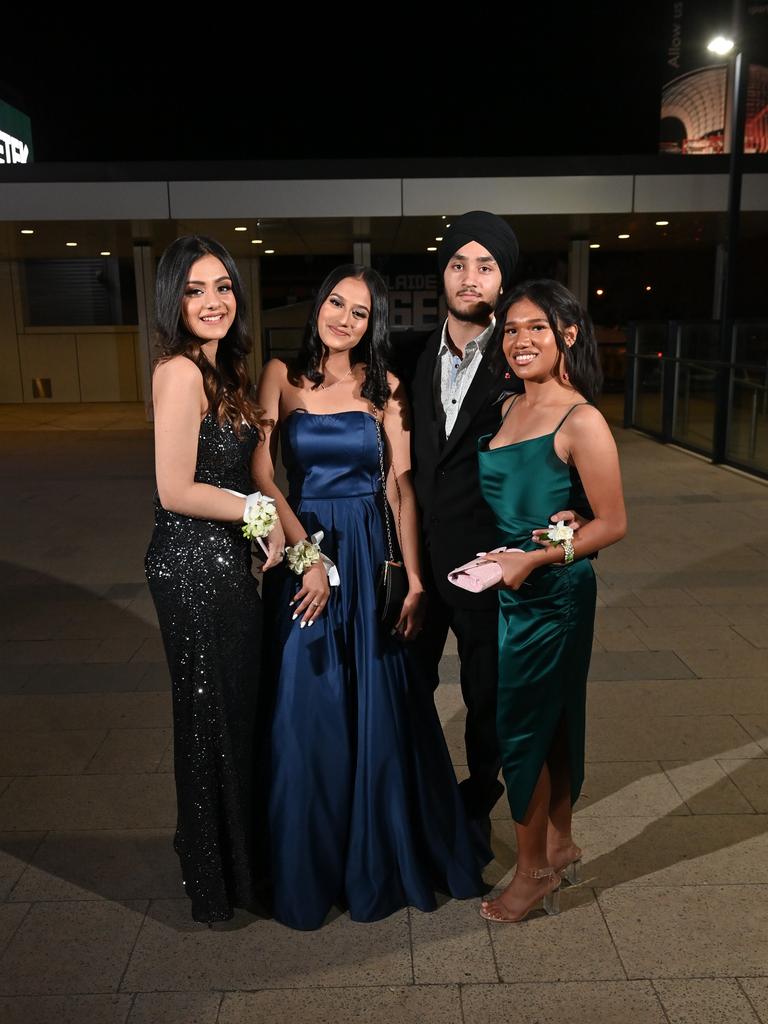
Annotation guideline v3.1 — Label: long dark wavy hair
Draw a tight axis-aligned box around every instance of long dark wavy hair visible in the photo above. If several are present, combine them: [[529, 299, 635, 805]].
[[289, 264, 392, 410], [154, 235, 262, 435], [494, 279, 603, 402]]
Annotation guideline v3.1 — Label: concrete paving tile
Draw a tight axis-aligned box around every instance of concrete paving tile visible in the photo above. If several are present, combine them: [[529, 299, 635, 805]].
[[0, 730, 106, 775], [0, 833, 45, 899], [653, 978, 761, 1024], [0, 640, 105, 664], [219, 986, 463, 1024], [578, 763, 688, 816], [593, 628, 648, 651], [684, 586, 768, 606], [0, 667, 32, 693], [676, 646, 768, 678], [488, 888, 626, 983], [0, 995, 132, 1024], [433, 682, 464, 723], [0, 904, 29, 957], [0, 693, 171, 731], [128, 992, 221, 1024], [736, 716, 768, 752], [588, 678, 768, 718], [435, 654, 459, 685], [442, 722, 467, 764], [719, 759, 768, 812], [122, 899, 412, 991], [595, 607, 648, 630], [598, 885, 768, 978], [409, 900, 497, 983], [0, 900, 147, 994], [733, 623, 768, 648], [555, 815, 768, 887], [0, 775, 176, 830], [663, 759, 755, 813], [85, 729, 170, 773], [587, 714, 761, 762], [461, 981, 666, 1024], [706, 605, 768, 627], [588, 651, 695, 681], [632, 605, 728, 628], [130, 639, 166, 663], [135, 664, 170, 691], [595, 587, 644, 608], [739, 979, 768, 1023], [24, 663, 150, 694], [635, 588, 702, 607], [633, 625, 750, 651], [85, 638, 145, 663], [8, 829, 180, 902]]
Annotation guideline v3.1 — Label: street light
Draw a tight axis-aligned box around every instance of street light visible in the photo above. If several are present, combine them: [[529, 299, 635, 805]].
[[708, 8, 748, 463]]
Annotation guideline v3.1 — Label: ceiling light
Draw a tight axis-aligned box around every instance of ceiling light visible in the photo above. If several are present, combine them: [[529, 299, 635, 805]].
[[589, 243, 600, 249], [441, 215, 447, 219], [435, 236, 443, 241], [618, 233, 630, 240], [251, 239, 263, 244], [20, 229, 34, 235], [100, 251, 111, 256], [655, 220, 669, 226], [645, 285, 652, 292], [234, 226, 247, 232], [707, 35, 734, 56], [595, 288, 604, 296], [66, 241, 78, 247], [264, 249, 275, 254], [427, 246, 437, 252]]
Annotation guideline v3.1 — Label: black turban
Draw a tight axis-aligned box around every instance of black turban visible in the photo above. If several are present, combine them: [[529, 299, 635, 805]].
[[437, 211, 519, 291]]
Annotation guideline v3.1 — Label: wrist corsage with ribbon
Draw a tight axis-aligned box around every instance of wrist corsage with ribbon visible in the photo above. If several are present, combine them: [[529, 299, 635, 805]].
[[285, 531, 341, 587], [546, 519, 575, 565], [242, 493, 278, 542]]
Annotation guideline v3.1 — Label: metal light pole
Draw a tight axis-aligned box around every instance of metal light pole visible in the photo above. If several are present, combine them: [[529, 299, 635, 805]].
[[710, 3, 749, 462]]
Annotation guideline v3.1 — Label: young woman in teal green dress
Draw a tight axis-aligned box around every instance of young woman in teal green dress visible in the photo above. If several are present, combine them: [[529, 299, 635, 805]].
[[476, 280, 627, 923]]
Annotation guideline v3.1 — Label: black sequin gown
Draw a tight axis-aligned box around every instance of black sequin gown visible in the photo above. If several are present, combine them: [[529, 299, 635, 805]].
[[145, 412, 263, 923]]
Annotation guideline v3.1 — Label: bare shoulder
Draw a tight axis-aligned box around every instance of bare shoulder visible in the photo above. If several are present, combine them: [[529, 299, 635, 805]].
[[386, 370, 401, 391], [566, 402, 612, 435], [153, 354, 201, 386], [261, 357, 289, 381], [152, 355, 204, 403]]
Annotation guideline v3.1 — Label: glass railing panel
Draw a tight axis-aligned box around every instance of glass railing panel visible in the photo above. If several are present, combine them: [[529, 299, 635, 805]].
[[672, 360, 717, 453], [727, 378, 768, 473], [678, 322, 720, 362], [634, 355, 665, 434]]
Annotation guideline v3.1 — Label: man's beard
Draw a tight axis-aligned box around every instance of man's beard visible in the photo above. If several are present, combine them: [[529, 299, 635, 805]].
[[447, 297, 495, 325]]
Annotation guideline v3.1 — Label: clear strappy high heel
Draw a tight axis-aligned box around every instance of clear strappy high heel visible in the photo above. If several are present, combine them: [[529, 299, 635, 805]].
[[480, 866, 561, 923]]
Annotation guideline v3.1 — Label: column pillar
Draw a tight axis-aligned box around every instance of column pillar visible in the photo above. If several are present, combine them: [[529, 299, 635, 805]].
[[133, 243, 155, 421], [567, 240, 589, 308]]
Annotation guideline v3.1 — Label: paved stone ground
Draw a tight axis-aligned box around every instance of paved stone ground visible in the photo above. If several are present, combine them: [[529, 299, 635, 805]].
[[0, 403, 767, 1024]]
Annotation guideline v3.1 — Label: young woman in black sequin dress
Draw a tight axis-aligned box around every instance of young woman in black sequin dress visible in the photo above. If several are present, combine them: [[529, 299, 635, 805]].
[[145, 236, 284, 923]]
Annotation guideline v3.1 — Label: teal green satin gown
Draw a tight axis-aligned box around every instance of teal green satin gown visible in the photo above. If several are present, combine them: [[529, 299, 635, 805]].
[[477, 403, 596, 823]]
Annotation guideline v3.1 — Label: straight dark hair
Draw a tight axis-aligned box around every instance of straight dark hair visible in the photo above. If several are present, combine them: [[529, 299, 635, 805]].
[[289, 264, 392, 410], [154, 235, 262, 435], [495, 279, 603, 402]]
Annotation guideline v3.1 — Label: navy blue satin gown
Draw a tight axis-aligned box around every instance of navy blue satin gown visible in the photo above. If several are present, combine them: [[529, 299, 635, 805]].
[[267, 410, 487, 930]]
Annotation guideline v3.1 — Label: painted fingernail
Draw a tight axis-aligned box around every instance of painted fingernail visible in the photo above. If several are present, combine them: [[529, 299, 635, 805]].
[[308, 619, 314, 627], [292, 613, 298, 621], [300, 621, 307, 629]]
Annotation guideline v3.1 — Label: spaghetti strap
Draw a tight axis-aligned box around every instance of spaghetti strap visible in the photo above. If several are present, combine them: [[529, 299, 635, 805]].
[[501, 394, 521, 424], [553, 402, 590, 434]]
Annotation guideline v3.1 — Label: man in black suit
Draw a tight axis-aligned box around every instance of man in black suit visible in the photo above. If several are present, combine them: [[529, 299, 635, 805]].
[[408, 211, 520, 837]]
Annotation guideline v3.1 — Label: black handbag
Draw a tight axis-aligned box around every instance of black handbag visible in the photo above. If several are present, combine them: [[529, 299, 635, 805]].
[[373, 416, 408, 632]]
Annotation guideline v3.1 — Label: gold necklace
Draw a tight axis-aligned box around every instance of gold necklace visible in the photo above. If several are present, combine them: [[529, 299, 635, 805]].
[[318, 366, 353, 390]]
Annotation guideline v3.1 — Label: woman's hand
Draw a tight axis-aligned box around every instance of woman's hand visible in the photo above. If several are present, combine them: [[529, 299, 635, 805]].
[[531, 509, 586, 547], [394, 587, 426, 641], [480, 549, 536, 590], [290, 561, 330, 627], [260, 519, 286, 571]]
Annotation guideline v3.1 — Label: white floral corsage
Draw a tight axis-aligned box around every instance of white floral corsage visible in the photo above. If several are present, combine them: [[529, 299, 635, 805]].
[[285, 537, 322, 575], [546, 520, 575, 565], [242, 494, 279, 542]]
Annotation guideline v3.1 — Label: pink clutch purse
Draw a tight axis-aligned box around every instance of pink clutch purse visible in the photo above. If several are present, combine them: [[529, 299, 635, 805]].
[[447, 547, 523, 593]]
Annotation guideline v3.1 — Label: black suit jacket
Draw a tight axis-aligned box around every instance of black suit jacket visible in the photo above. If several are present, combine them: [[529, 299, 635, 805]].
[[410, 326, 515, 610]]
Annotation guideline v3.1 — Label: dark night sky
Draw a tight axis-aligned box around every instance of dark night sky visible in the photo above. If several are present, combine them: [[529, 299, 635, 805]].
[[2, 7, 691, 163]]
